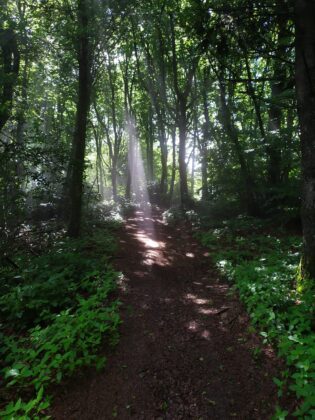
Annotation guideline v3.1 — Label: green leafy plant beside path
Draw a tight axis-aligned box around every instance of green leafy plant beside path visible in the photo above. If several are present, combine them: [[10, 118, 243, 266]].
[[0, 227, 120, 419], [197, 217, 315, 418]]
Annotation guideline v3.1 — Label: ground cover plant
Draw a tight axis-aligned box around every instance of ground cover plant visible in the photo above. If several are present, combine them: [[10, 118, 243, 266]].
[[197, 217, 315, 418], [0, 225, 120, 419]]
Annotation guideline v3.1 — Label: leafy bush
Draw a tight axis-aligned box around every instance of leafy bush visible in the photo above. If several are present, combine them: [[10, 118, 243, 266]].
[[0, 230, 117, 328], [162, 207, 185, 226], [0, 227, 120, 419], [197, 220, 315, 418], [162, 207, 199, 227]]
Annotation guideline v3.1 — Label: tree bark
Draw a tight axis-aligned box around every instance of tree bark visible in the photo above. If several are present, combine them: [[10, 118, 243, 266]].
[[0, 28, 19, 132], [178, 104, 189, 205], [200, 69, 211, 200], [67, 0, 91, 237], [295, 0, 315, 279], [146, 107, 154, 182], [169, 13, 196, 207], [108, 58, 122, 201], [169, 126, 177, 204]]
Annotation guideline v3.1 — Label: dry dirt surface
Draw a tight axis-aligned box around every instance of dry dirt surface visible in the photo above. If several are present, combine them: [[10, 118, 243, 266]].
[[52, 208, 287, 419]]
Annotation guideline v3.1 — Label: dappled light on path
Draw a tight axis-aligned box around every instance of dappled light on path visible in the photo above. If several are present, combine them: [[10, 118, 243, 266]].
[[52, 208, 285, 420], [135, 231, 164, 249], [127, 211, 170, 267]]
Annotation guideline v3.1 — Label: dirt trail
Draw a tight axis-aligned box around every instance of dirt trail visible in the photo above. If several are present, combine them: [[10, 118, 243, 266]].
[[52, 209, 284, 419]]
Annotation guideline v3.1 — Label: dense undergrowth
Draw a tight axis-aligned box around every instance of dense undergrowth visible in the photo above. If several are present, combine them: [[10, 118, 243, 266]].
[[194, 216, 315, 418], [0, 222, 121, 419]]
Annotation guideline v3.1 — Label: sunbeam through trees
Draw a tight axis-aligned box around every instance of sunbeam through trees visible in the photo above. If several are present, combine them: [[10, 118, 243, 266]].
[[0, 0, 314, 418]]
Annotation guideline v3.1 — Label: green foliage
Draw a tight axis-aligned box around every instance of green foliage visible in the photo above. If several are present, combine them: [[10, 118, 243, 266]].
[[0, 387, 50, 420], [162, 207, 185, 226], [197, 218, 315, 417], [0, 231, 117, 329], [0, 228, 120, 418]]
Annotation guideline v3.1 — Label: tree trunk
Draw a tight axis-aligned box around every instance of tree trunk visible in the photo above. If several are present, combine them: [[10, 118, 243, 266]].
[[146, 109, 154, 181], [243, 48, 283, 190], [169, 12, 195, 207], [219, 80, 259, 216], [169, 126, 177, 204], [200, 71, 211, 200], [67, 0, 91, 237], [151, 99, 168, 194], [159, 127, 168, 195], [94, 128, 105, 199], [0, 29, 19, 132], [282, 106, 294, 182], [268, 78, 283, 187], [295, 0, 315, 279], [108, 58, 122, 202], [191, 112, 198, 195], [111, 157, 118, 202], [201, 151, 208, 200], [178, 105, 189, 206], [267, 12, 288, 188]]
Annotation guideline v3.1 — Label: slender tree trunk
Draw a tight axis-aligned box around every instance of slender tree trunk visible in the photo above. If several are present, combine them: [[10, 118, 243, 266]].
[[151, 99, 168, 194], [268, 78, 283, 187], [295, 0, 315, 279], [146, 109, 154, 181], [219, 80, 259, 216], [94, 128, 105, 199], [178, 105, 189, 206], [243, 48, 283, 189], [169, 12, 195, 207], [108, 59, 122, 202], [15, 22, 28, 188], [201, 149, 208, 200], [68, 0, 91, 237], [125, 172, 131, 200], [159, 123, 168, 195], [111, 157, 118, 201], [200, 69, 211, 200], [125, 117, 132, 200], [0, 28, 19, 132], [16, 47, 28, 163], [268, 12, 288, 188], [282, 106, 294, 182], [169, 126, 177, 204], [191, 113, 198, 195]]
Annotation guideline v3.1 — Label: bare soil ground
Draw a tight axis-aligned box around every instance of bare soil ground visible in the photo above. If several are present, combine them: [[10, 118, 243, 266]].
[[52, 208, 288, 419]]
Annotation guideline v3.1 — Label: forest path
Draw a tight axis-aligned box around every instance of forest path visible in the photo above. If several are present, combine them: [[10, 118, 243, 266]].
[[52, 208, 283, 419]]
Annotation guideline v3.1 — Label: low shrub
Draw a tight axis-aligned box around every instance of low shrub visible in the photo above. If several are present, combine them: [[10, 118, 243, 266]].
[[0, 227, 120, 419]]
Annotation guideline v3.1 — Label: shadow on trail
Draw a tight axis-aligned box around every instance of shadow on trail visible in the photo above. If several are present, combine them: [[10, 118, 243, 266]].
[[52, 208, 285, 420]]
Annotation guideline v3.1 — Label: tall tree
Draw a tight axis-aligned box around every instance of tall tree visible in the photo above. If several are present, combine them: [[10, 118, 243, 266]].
[[295, 0, 315, 280], [169, 12, 198, 206], [0, 28, 19, 132], [68, 0, 91, 237]]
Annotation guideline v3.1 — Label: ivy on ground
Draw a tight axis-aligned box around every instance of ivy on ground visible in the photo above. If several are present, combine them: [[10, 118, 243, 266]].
[[197, 217, 315, 419]]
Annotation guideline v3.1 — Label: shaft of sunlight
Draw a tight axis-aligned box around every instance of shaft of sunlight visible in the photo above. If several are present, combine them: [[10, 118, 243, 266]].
[[126, 113, 156, 254], [127, 114, 150, 209]]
